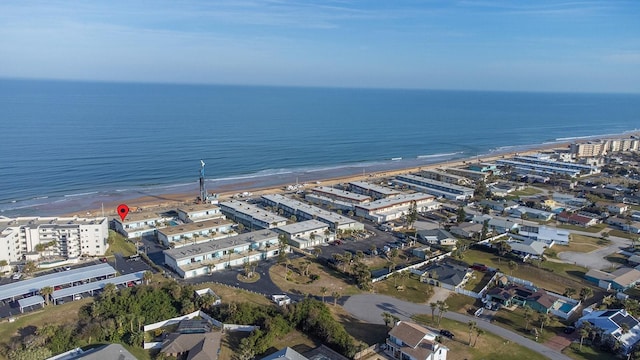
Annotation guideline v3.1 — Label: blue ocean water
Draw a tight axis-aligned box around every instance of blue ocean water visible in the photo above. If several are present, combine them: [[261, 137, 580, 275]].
[[1, 79, 639, 216]]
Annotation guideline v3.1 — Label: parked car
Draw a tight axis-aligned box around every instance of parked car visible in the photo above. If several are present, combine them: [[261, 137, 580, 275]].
[[73, 294, 83, 300], [64, 266, 71, 271], [12, 273, 22, 280], [100, 257, 108, 263], [440, 329, 455, 338]]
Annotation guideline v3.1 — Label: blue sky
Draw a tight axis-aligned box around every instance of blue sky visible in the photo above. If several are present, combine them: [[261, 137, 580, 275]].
[[1, 1, 639, 92]]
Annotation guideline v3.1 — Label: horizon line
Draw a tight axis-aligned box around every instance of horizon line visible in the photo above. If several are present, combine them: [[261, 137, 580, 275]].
[[2, 76, 639, 96]]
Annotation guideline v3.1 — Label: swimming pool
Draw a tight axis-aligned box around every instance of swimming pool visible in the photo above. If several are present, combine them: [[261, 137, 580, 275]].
[[559, 302, 574, 313]]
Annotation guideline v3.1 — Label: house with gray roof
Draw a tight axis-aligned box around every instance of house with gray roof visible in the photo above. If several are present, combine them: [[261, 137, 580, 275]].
[[506, 238, 547, 258], [418, 262, 471, 290], [577, 309, 640, 354]]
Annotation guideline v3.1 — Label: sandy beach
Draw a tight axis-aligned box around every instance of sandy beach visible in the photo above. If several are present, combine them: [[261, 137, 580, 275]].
[[69, 141, 572, 218]]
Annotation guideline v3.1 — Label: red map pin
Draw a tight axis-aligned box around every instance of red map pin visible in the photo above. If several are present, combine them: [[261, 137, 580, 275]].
[[117, 204, 130, 221]]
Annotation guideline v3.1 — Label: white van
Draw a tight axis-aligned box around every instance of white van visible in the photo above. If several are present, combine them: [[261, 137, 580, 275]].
[[12, 273, 22, 280]]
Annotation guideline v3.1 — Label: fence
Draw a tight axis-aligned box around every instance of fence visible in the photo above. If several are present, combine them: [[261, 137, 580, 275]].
[[223, 324, 258, 332], [353, 343, 379, 360], [143, 310, 222, 332], [454, 288, 480, 299], [371, 252, 452, 283]]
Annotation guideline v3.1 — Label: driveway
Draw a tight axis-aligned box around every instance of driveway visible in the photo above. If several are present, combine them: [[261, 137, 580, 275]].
[[427, 287, 451, 304], [343, 294, 572, 360], [558, 231, 629, 270]]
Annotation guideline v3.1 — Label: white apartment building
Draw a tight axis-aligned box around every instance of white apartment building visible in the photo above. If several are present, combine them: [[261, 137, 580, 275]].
[[219, 200, 288, 230], [395, 174, 475, 201], [0, 216, 109, 264], [348, 181, 401, 200], [157, 218, 236, 248], [275, 220, 333, 249], [354, 193, 440, 223], [112, 212, 169, 239], [177, 204, 225, 223], [262, 194, 364, 231]]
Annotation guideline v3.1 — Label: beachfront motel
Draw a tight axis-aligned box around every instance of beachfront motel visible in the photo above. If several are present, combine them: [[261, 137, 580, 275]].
[[177, 204, 225, 223], [354, 193, 440, 223], [163, 229, 283, 279], [274, 219, 333, 249], [156, 218, 236, 248], [112, 212, 170, 239]]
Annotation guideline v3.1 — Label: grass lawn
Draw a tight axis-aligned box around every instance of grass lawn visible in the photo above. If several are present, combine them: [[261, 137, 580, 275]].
[[219, 331, 248, 360], [192, 282, 273, 306], [445, 293, 478, 313], [556, 234, 610, 253], [372, 274, 433, 304], [269, 257, 361, 297], [563, 343, 615, 360], [411, 314, 547, 360], [557, 223, 607, 233], [105, 230, 137, 257], [491, 307, 566, 343], [510, 187, 543, 196], [609, 229, 639, 241], [463, 248, 591, 294], [464, 270, 493, 293], [330, 305, 389, 346]]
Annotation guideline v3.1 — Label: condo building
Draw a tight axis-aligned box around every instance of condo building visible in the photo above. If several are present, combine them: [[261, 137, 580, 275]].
[[0, 216, 109, 263], [219, 200, 288, 230], [354, 193, 440, 223], [348, 181, 401, 200], [394, 174, 474, 201]]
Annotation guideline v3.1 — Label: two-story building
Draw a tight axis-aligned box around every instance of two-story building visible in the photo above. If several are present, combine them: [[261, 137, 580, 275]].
[[262, 194, 364, 231], [163, 230, 283, 279], [394, 174, 474, 201], [177, 204, 225, 223], [275, 220, 332, 249], [219, 200, 288, 230], [157, 218, 236, 248], [386, 321, 448, 360], [348, 181, 401, 200], [354, 193, 439, 223], [112, 212, 168, 239]]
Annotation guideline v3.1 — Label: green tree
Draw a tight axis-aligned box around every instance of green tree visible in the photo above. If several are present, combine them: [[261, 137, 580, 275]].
[[277, 234, 288, 263], [429, 302, 437, 322], [579, 287, 593, 301], [142, 270, 153, 285], [538, 313, 550, 331], [508, 260, 517, 275], [457, 206, 467, 224], [564, 287, 576, 299], [406, 201, 418, 229], [332, 291, 341, 306], [23, 261, 37, 276], [473, 328, 485, 347], [523, 306, 533, 330], [437, 301, 449, 325], [496, 241, 511, 257], [382, 312, 393, 327], [579, 322, 591, 351], [320, 287, 328, 303]]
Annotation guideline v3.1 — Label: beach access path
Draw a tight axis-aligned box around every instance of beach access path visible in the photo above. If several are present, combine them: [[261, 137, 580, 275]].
[[343, 294, 572, 360]]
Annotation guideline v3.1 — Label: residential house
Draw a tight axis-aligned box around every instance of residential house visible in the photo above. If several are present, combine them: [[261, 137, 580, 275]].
[[487, 217, 519, 233], [450, 222, 484, 239], [478, 199, 519, 213], [506, 238, 547, 259], [417, 229, 457, 248], [261, 347, 308, 360], [576, 309, 640, 354], [518, 224, 570, 245], [508, 207, 555, 221], [385, 321, 449, 360], [607, 203, 630, 215], [49, 344, 137, 360], [418, 262, 471, 290], [585, 267, 640, 291], [160, 319, 222, 360], [557, 211, 598, 227]]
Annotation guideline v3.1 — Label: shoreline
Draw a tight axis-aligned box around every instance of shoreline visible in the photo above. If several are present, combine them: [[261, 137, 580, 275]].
[[66, 141, 571, 218]]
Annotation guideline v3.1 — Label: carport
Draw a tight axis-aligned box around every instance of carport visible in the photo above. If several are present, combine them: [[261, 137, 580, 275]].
[[51, 271, 145, 304], [17, 295, 45, 313], [0, 263, 117, 303]]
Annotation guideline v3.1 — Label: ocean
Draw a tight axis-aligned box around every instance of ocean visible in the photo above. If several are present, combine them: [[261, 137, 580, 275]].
[[1, 78, 639, 216]]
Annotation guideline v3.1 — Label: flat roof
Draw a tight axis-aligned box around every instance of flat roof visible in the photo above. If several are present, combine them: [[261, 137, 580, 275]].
[[51, 272, 144, 300], [164, 229, 279, 261], [0, 216, 107, 231], [311, 186, 371, 202], [158, 218, 234, 236], [277, 220, 329, 234], [220, 200, 288, 224], [18, 295, 45, 308], [0, 263, 116, 301], [355, 193, 435, 211], [349, 181, 401, 196], [116, 211, 165, 224], [396, 174, 475, 193], [177, 204, 220, 214], [262, 194, 358, 225]]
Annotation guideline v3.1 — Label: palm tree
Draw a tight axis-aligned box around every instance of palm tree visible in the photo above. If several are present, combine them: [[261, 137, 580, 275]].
[[320, 287, 328, 303], [40, 286, 53, 306], [508, 260, 517, 275], [579, 322, 591, 351], [437, 301, 449, 326], [538, 313, 550, 331], [468, 320, 477, 345], [523, 306, 533, 331], [332, 291, 341, 306], [473, 328, 485, 347], [429, 302, 438, 322], [579, 287, 593, 301], [313, 247, 322, 258], [399, 271, 409, 287], [564, 287, 577, 299], [370, 245, 377, 258], [142, 271, 152, 285], [382, 312, 393, 327]]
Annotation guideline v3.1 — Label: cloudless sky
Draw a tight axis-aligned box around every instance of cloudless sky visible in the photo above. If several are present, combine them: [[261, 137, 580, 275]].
[[1, 0, 639, 93]]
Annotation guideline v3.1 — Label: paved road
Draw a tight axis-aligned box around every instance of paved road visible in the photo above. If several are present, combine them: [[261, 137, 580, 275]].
[[343, 294, 572, 360], [558, 230, 629, 270]]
